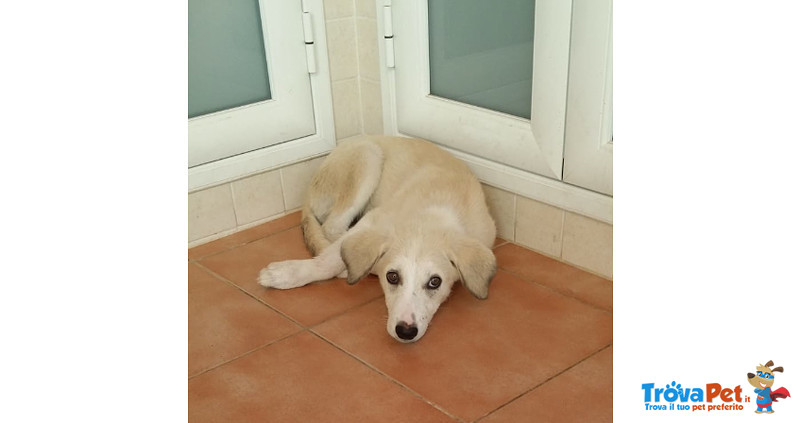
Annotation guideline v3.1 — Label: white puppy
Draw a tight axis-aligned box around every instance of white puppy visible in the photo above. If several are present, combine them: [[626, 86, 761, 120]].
[[259, 136, 497, 342]]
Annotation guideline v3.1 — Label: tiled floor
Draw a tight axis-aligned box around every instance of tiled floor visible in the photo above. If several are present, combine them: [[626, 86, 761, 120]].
[[188, 212, 613, 422]]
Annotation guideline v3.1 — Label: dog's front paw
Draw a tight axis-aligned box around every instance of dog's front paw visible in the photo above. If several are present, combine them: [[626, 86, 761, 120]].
[[258, 260, 305, 289]]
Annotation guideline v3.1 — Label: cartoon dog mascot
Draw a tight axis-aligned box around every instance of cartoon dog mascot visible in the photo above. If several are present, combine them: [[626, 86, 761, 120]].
[[747, 360, 791, 414]]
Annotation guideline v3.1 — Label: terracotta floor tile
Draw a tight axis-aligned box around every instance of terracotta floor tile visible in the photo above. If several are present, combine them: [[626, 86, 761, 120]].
[[480, 346, 613, 423], [188, 211, 301, 260], [188, 264, 301, 377], [188, 332, 457, 423], [313, 270, 612, 422], [494, 243, 613, 311], [198, 227, 383, 326]]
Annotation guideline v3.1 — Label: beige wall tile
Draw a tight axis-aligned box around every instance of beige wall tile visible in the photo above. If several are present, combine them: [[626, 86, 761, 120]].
[[189, 184, 237, 242], [230, 170, 284, 226], [562, 212, 613, 279], [325, 19, 358, 81], [514, 197, 564, 258], [359, 78, 384, 134], [332, 79, 362, 139], [355, 0, 377, 18], [481, 184, 515, 241], [324, 0, 354, 20], [356, 18, 380, 81], [280, 156, 327, 211]]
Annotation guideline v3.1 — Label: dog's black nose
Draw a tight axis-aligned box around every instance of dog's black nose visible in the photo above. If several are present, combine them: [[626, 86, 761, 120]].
[[747, 373, 755, 379], [395, 322, 418, 340]]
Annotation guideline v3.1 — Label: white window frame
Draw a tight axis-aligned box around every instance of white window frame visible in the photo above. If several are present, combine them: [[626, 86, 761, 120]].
[[188, 0, 335, 192], [378, 0, 612, 223], [390, 0, 570, 180], [563, 0, 613, 195]]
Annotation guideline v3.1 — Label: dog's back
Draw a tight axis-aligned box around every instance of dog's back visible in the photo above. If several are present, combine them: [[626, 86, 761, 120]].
[[302, 136, 495, 254]]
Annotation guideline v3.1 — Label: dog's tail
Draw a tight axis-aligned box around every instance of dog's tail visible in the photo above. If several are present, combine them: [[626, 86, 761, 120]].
[[301, 203, 330, 257]]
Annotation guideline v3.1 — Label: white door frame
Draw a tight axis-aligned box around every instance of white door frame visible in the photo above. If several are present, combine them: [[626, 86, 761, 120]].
[[188, 0, 335, 192], [390, 0, 572, 180], [563, 0, 613, 196], [378, 0, 612, 223]]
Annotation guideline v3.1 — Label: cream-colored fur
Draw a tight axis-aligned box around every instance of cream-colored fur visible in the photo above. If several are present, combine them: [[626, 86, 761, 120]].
[[259, 135, 496, 342]]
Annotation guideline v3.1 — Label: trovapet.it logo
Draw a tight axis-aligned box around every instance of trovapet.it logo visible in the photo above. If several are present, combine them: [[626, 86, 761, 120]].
[[641, 381, 746, 413], [641, 359, 792, 414]]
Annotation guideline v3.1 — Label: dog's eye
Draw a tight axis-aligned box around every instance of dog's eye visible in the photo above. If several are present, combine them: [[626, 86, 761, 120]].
[[386, 271, 400, 285], [426, 276, 442, 290]]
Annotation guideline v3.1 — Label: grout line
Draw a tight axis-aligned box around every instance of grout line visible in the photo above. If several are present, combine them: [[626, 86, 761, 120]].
[[194, 261, 384, 331], [238, 209, 302, 232], [325, 15, 357, 24], [352, 3, 366, 136], [193, 262, 307, 329], [278, 168, 288, 212], [560, 255, 613, 281], [496, 238, 612, 282], [492, 239, 510, 249], [307, 294, 384, 330], [493, 264, 612, 315], [331, 75, 359, 84], [511, 193, 518, 242], [473, 343, 612, 422], [354, 15, 378, 22], [507, 239, 563, 263], [360, 74, 382, 84], [228, 181, 242, 227], [188, 330, 302, 381], [308, 330, 466, 423], [188, 208, 298, 250], [188, 226, 240, 250], [190, 218, 302, 261]]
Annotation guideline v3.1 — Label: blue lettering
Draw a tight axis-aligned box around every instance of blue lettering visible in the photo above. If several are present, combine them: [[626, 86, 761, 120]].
[[643, 383, 705, 403], [676, 387, 703, 402], [642, 383, 654, 402]]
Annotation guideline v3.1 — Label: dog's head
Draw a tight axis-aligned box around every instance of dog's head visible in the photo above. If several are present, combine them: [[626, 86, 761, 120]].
[[341, 228, 496, 343], [747, 360, 783, 389]]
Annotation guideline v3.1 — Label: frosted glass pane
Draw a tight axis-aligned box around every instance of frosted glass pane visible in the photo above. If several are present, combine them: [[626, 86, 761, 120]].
[[428, 0, 534, 119], [188, 0, 272, 118]]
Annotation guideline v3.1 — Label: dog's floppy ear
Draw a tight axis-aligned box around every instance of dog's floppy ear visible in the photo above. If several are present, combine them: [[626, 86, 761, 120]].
[[447, 236, 496, 299], [340, 229, 389, 285]]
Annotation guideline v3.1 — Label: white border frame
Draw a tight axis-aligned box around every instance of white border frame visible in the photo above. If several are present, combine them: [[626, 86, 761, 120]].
[[188, 0, 335, 192]]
